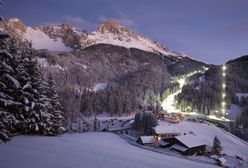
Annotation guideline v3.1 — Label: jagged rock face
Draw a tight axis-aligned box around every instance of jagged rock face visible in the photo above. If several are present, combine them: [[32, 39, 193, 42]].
[[1, 18, 72, 51], [86, 19, 171, 55], [0, 18, 26, 39], [95, 19, 169, 53], [97, 19, 136, 39], [6, 18, 26, 34], [38, 24, 88, 50]]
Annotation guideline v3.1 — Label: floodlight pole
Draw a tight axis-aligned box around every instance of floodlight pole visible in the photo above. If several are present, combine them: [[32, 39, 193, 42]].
[[221, 64, 227, 117]]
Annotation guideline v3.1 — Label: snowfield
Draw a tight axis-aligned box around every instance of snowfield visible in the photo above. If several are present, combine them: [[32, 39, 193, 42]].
[[0, 133, 218, 168], [23, 27, 72, 52]]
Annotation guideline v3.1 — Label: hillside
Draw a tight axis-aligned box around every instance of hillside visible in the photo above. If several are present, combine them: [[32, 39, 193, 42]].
[[175, 55, 248, 139], [0, 133, 218, 168], [35, 44, 207, 126], [176, 55, 248, 114]]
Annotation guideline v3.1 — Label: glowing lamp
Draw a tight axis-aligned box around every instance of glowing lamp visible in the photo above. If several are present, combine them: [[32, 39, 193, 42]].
[[222, 65, 226, 71]]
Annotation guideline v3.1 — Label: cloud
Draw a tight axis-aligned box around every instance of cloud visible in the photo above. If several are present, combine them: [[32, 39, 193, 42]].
[[99, 11, 138, 28], [62, 15, 97, 30]]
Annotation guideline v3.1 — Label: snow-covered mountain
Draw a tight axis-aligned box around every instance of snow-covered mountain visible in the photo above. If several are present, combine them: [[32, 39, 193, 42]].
[[84, 19, 173, 56], [4, 18, 72, 52], [2, 17, 185, 57]]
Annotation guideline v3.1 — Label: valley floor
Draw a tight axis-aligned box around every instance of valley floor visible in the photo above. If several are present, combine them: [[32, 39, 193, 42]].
[[0, 132, 218, 168]]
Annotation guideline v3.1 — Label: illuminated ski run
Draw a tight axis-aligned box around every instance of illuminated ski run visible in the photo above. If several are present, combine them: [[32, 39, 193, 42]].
[[161, 68, 230, 121], [161, 77, 186, 113]]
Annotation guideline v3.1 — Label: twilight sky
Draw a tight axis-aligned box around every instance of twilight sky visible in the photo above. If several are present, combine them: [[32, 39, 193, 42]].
[[2, 0, 248, 64]]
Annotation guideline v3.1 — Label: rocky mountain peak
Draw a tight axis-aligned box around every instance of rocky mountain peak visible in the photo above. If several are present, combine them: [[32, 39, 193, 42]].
[[97, 19, 134, 37], [6, 17, 27, 34]]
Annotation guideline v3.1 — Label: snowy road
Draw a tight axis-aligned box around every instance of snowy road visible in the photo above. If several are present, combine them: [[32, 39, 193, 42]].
[[0, 133, 218, 168]]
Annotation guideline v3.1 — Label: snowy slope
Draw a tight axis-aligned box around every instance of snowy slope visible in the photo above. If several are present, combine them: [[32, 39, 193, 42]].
[[159, 121, 248, 160], [0, 133, 217, 168], [23, 27, 72, 51], [87, 31, 174, 56], [6, 18, 72, 52]]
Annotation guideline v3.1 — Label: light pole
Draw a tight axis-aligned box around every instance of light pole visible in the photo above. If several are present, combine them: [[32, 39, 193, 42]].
[[221, 64, 226, 117]]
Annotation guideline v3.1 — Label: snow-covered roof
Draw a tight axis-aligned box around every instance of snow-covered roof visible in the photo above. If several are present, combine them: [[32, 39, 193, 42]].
[[140, 136, 155, 144], [158, 140, 170, 146], [171, 144, 188, 152], [175, 135, 205, 148], [154, 125, 180, 134], [217, 157, 227, 164]]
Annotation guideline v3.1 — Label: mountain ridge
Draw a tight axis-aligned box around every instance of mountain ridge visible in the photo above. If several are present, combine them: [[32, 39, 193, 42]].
[[1, 17, 191, 60]]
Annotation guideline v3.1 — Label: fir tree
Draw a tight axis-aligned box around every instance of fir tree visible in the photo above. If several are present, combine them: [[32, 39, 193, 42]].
[[212, 136, 223, 155], [47, 74, 65, 135], [93, 115, 100, 132], [133, 112, 157, 135], [0, 38, 22, 141]]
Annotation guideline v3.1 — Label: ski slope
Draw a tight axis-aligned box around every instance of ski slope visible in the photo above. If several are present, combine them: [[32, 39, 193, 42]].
[[0, 133, 217, 168]]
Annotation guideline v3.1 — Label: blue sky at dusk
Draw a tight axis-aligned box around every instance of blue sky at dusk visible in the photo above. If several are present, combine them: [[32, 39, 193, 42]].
[[2, 0, 248, 64]]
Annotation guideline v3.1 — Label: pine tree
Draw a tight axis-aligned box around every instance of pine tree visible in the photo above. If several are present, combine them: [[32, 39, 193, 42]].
[[0, 38, 22, 141], [212, 136, 223, 155], [47, 74, 65, 135], [93, 115, 100, 131], [133, 112, 157, 135], [133, 112, 142, 132]]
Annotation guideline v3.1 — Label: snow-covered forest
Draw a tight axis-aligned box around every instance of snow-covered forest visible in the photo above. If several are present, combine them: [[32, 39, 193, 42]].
[[0, 33, 65, 141]]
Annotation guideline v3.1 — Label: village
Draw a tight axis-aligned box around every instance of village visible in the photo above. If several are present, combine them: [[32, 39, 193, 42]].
[[87, 110, 248, 168]]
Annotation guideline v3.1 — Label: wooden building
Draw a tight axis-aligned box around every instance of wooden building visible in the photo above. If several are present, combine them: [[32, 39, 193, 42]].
[[137, 135, 170, 148], [170, 135, 206, 155], [153, 126, 181, 140], [157, 110, 166, 119], [164, 113, 182, 123]]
